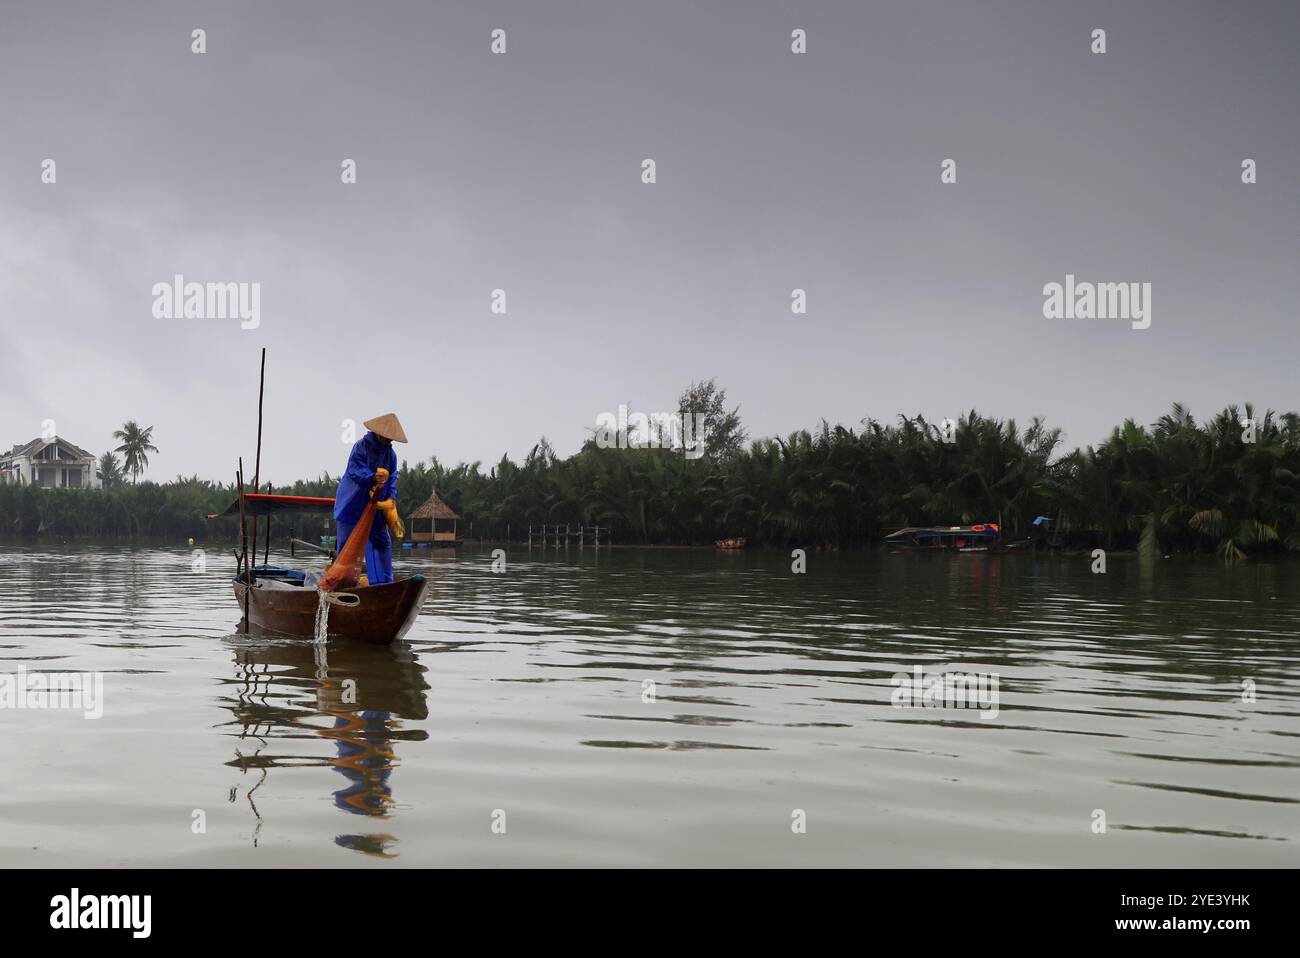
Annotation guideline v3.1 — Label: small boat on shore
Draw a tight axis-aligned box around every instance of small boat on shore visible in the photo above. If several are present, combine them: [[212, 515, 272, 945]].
[[715, 537, 747, 550]]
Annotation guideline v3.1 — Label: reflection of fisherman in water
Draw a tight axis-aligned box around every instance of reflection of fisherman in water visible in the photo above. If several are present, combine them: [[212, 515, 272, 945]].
[[323, 708, 397, 815], [224, 636, 428, 857]]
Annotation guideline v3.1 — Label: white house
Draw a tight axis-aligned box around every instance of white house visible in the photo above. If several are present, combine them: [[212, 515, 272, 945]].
[[0, 436, 101, 489]]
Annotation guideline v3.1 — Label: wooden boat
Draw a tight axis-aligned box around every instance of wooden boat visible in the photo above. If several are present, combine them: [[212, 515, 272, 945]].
[[233, 566, 427, 645], [213, 493, 428, 645], [885, 523, 1033, 554], [715, 536, 747, 550]]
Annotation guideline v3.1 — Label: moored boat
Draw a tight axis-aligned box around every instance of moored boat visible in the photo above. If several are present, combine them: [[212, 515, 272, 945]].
[[884, 523, 1033, 553]]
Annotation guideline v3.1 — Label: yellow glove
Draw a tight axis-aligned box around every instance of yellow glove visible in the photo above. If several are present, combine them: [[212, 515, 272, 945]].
[[371, 467, 390, 487], [377, 499, 404, 540]]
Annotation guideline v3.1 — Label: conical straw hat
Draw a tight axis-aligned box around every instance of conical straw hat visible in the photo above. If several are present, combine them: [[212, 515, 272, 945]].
[[363, 413, 408, 443]]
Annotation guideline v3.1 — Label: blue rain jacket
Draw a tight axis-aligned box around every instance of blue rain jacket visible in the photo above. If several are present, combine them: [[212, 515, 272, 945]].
[[334, 432, 397, 525]]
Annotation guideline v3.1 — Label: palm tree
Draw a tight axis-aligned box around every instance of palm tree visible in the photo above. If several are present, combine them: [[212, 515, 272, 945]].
[[112, 421, 159, 483], [97, 451, 124, 488]]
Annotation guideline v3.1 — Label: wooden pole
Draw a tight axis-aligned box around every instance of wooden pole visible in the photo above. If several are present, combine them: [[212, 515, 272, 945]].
[[289, 537, 332, 556], [237, 460, 249, 627], [249, 347, 266, 572], [263, 482, 272, 566]]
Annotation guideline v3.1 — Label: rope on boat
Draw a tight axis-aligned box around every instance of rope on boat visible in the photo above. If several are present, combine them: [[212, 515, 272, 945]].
[[320, 591, 361, 608]]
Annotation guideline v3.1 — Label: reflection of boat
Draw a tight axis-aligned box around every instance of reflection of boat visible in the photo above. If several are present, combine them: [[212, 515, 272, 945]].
[[715, 537, 747, 550], [224, 635, 430, 856], [214, 493, 428, 645], [885, 523, 1034, 553]]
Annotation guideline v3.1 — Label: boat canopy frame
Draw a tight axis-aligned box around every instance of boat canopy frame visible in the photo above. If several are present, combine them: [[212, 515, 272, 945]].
[[208, 493, 335, 519]]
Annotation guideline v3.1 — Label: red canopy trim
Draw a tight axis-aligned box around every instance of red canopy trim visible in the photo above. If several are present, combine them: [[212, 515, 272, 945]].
[[208, 493, 335, 519]]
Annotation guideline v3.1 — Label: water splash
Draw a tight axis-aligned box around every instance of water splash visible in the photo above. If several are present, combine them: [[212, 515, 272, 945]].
[[314, 589, 330, 643]]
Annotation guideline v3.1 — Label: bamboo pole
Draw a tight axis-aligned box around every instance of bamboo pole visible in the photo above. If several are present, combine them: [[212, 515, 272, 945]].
[[237, 460, 249, 627], [263, 482, 272, 566], [249, 348, 266, 573], [289, 538, 332, 556]]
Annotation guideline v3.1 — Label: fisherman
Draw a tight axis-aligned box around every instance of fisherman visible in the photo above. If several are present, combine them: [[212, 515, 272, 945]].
[[333, 413, 407, 585]]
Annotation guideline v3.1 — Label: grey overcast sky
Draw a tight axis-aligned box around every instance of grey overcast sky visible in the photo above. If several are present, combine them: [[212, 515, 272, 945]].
[[1, 0, 1297, 484]]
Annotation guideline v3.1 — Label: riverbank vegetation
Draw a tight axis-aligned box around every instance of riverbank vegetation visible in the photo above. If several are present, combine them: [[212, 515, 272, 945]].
[[3, 401, 1298, 557]]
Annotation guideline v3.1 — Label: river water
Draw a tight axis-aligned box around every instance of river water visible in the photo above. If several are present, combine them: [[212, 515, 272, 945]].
[[0, 544, 1296, 867]]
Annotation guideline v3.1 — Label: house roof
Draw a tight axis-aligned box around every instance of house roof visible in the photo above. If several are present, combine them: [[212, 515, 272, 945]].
[[3, 436, 95, 462], [409, 488, 460, 520]]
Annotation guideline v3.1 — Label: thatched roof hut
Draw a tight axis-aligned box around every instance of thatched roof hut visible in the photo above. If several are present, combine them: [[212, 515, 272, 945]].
[[408, 488, 461, 544], [410, 488, 459, 521]]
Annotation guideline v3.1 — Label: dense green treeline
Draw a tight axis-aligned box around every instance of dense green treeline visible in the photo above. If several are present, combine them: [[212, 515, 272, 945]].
[[3, 404, 1299, 557]]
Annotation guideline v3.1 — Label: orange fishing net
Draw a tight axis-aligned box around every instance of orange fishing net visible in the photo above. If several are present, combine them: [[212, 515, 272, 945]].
[[318, 499, 378, 592]]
